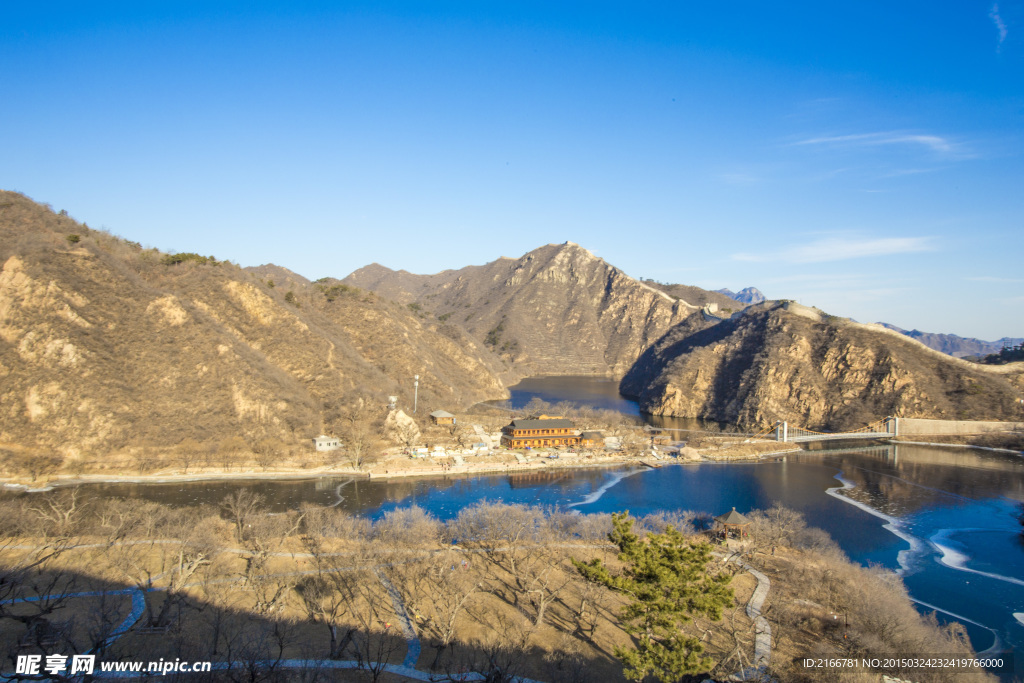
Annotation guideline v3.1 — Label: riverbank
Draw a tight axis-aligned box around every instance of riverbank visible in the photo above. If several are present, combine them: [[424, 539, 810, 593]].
[[0, 439, 800, 490]]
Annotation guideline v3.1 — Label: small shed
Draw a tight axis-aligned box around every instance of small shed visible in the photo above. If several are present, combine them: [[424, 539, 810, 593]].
[[313, 435, 341, 452], [429, 410, 456, 425], [579, 431, 605, 448], [714, 507, 751, 539]]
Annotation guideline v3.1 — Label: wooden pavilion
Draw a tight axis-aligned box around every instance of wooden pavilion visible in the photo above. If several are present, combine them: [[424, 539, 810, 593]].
[[714, 506, 752, 539]]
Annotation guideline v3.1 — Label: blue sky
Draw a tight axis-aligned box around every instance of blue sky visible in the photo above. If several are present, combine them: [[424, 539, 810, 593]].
[[2, 1, 1022, 339]]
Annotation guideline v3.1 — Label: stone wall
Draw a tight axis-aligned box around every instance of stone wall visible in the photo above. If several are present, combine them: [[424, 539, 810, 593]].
[[895, 417, 1024, 436]]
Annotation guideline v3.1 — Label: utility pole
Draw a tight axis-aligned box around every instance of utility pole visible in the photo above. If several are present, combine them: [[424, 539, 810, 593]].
[[413, 375, 419, 413]]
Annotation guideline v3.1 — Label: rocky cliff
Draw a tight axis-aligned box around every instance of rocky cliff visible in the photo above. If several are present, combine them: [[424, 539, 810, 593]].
[[345, 242, 698, 378], [621, 302, 1024, 430]]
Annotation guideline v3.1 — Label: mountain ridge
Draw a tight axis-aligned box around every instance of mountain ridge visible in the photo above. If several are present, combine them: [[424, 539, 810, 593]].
[[344, 241, 698, 378]]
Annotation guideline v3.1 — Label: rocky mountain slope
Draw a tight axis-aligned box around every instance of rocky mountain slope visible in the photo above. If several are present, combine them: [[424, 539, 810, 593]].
[[3, 189, 1021, 462], [622, 301, 1024, 430], [0, 192, 506, 463], [876, 323, 1023, 359], [344, 242, 698, 378]]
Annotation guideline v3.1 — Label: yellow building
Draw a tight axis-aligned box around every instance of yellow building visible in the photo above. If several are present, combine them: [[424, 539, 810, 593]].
[[500, 418, 579, 448]]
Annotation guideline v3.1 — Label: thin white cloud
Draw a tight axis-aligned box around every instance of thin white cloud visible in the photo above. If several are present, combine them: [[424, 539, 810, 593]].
[[795, 132, 954, 154], [990, 3, 1008, 49], [733, 236, 935, 264], [879, 167, 941, 178]]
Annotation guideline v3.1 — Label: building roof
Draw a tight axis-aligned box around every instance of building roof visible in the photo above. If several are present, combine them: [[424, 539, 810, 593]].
[[714, 507, 751, 526], [580, 431, 605, 439], [430, 410, 455, 418], [509, 418, 574, 430]]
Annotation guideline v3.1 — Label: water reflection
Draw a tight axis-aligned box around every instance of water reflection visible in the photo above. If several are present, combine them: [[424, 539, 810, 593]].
[[489, 375, 738, 432], [489, 375, 641, 415]]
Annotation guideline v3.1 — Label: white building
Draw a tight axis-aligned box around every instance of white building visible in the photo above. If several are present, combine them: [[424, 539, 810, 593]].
[[313, 435, 341, 452]]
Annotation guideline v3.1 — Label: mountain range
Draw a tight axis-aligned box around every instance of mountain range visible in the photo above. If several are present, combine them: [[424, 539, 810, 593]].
[[875, 323, 1023, 359], [1, 191, 1022, 464]]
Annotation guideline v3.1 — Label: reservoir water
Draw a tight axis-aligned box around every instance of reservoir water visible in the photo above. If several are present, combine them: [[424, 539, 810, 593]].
[[490, 375, 642, 415], [490, 375, 738, 432]]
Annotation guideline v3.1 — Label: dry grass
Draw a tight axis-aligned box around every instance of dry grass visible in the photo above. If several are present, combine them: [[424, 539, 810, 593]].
[[1, 494, 997, 683]]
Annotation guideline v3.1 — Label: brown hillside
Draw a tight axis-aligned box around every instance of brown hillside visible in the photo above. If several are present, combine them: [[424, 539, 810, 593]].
[[621, 301, 1024, 430], [344, 242, 696, 378], [0, 192, 507, 464]]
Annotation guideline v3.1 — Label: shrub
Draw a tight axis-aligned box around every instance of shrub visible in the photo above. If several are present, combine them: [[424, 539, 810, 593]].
[[161, 252, 217, 266], [320, 284, 354, 301], [66, 234, 80, 244]]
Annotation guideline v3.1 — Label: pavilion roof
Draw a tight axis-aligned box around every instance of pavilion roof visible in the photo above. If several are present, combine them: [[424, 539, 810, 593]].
[[714, 507, 751, 526]]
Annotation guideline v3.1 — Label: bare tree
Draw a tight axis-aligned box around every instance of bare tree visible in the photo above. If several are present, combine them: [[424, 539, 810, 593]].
[[221, 489, 265, 543], [395, 419, 421, 449], [385, 547, 483, 670], [175, 438, 202, 474], [0, 498, 80, 652], [451, 502, 552, 615], [747, 503, 807, 553], [296, 505, 371, 658], [338, 397, 384, 469], [238, 512, 302, 616], [26, 488, 89, 538], [372, 506, 441, 548], [125, 507, 221, 630], [454, 608, 535, 683]]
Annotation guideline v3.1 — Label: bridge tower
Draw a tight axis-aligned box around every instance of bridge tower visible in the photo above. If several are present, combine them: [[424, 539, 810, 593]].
[[775, 421, 788, 442]]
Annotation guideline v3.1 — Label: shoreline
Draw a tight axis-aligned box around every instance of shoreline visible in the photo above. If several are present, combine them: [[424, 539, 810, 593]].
[[0, 444, 803, 492]]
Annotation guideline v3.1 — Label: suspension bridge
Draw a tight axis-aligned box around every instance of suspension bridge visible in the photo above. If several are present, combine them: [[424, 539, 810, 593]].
[[751, 417, 897, 443]]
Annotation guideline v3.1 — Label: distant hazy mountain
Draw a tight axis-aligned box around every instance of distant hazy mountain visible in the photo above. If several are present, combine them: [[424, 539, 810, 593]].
[[716, 287, 766, 304], [876, 323, 1023, 359]]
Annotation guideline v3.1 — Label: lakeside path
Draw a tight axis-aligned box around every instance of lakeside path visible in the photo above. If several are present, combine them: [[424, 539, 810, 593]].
[[2, 444, 803, 492]]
